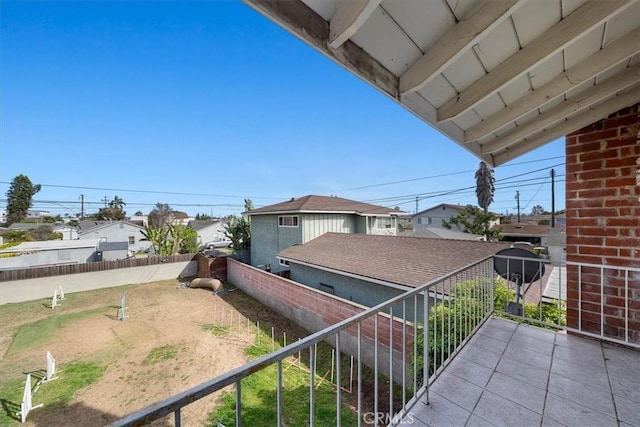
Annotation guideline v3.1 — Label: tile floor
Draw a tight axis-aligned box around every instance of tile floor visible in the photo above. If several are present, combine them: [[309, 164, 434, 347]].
[[402, 317, 640, 427]]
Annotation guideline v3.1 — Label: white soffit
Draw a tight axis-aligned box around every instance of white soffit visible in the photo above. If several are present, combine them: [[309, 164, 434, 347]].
[[244, 0, 640, 166]]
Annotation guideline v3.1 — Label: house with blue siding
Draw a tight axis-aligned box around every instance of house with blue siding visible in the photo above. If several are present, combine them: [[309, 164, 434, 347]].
[[248, 195, 403, 273]]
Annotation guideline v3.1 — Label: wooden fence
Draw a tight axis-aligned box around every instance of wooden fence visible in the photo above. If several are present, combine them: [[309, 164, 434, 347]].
[[0, 254, 197, 282]]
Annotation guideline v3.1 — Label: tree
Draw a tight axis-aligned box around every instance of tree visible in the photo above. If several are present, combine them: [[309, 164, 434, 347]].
[[134, 210, 143, 216], [244, 199, 254, 212], [195, 213, 213, 220], [223, 215, 251, 250], [6, 174, 41, 225], [141, 223, 201, 255], [475, 162, 495, 239], [88, 196, 126, 221], [531, 205, 546, 215], [442, 205, 502, 241], [148, 203, 174, 228]]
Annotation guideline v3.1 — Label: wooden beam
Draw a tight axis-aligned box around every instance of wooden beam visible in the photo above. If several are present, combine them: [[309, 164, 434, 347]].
[[243, 0, 398, 98], [437, 0, 631, 122], [399, 0, 522, 95], [492, 85, 640, 166], [329, 0, 381, 49], [481, 64, 640, 154], [466, 28, 640, 142]]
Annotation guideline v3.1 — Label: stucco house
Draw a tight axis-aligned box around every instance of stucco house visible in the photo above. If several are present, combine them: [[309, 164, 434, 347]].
[[77, 220, 150, 252], [248, 194, 404, 273], [0, 239, 100, 270], [277, 232, 508, 320], [187, 220, 226, 247]]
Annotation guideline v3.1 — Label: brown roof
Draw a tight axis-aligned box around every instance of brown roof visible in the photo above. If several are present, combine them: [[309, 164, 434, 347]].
[[248, 195, 403, 216], [277, 233, 509, 289], [499, 223, 550, 237]]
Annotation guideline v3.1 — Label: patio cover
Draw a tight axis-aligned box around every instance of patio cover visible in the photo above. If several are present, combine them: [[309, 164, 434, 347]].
[[243, 0, 640, 166]]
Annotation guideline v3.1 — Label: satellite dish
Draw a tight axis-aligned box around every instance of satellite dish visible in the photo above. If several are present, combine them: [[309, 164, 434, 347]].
[[494, 247, 545, 316]]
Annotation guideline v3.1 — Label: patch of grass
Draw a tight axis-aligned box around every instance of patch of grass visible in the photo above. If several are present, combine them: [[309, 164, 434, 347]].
[[6, 307, 110, 356], [142, 344, 181, 365], [0, 362, 105, 425], [202, 323, 231, 336], [208, 328, 358, 426]]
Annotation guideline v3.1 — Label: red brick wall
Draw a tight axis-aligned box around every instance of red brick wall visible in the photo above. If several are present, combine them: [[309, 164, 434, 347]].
[[565, 103, 640, 343], [227, 258, 414, 381]]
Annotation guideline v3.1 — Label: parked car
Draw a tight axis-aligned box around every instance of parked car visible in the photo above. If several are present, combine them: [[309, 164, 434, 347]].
[[204, 238, 232, 249]]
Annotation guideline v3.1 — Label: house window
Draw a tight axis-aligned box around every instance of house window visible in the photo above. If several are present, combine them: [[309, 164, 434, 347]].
[[119, 223, 124, 229], [279, 259, 290, 267], [418, 218, 422, 224], [377, 217, 393, 229], [278, 215, 299, 227], [128, 236, 135, 245], [428, 217, 433, 225]]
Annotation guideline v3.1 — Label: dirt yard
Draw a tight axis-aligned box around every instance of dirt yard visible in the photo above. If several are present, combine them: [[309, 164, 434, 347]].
[[0, 279, 310, 426]]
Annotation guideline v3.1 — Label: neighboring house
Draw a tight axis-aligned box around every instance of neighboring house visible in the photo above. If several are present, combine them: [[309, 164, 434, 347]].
[[187, 220, 226, 246], [129, 215, 148, 226], [277, 233, 508, 320], [170, 211, 192, 226], [412, 204, 464, 231], [26, 210, 51, 219], [0, 239, 100, 270], [96, 241, 129, 261], [499, 223, 550, 246], [0, 227, 7, 244], [399, 227, 485, 241], [248, 195, 404, 273], [77, 220, 150, 252], [0, 211, 6, 224]]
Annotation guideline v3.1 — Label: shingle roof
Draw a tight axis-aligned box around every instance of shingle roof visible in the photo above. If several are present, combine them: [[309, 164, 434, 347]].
[[277, 233, 509, 289], [0, 239, 101, 253], [414, 203, 465, 216], [248, 195, 403, 216], [499, 223, 550, 237], [399, 228, 484, 241]]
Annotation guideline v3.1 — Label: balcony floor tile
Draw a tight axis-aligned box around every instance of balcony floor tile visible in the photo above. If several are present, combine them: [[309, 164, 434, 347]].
[[401, 317, 640, 427]]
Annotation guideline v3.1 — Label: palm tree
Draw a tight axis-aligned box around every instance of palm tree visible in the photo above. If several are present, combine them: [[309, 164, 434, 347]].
[[109, 195, 126, 210], [475, 161, 495, 240]]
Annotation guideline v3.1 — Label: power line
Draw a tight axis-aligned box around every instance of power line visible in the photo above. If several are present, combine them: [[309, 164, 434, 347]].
[[341, 156, 565, 191], [0, 182, 283, 201]]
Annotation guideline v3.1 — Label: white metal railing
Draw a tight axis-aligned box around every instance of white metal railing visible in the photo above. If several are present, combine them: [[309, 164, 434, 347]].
[[494, 255, 640, 349], [109, 257, 495, 426]]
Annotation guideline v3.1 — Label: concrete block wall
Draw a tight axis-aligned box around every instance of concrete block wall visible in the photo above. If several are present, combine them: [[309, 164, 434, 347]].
[[565, 103, 640, 343], [227, 258, 414, 381]]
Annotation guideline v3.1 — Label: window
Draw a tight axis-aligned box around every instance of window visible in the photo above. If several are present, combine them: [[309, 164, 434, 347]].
[[279, 259, 290, 267], [119, 223, 124, 229], [418, 218, 422, 224], [377, 216, 393, 229], [428, 217, 433, 225], [128, 236, 135, 245], [278, 215, 299, 227]]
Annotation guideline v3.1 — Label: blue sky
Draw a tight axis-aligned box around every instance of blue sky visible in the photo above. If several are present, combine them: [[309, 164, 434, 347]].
[[1, 1, 565, 218]]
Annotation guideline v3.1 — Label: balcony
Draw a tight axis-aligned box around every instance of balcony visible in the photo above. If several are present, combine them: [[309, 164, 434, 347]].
[[110, 255, 639, 426], [404, 317, 639, 426]]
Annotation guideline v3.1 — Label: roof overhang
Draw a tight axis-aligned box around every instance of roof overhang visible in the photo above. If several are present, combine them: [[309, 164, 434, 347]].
[[243, 0, 640, 166]]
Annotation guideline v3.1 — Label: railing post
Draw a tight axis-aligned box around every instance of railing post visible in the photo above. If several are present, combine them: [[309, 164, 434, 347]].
[[235, 380, 241, 427]]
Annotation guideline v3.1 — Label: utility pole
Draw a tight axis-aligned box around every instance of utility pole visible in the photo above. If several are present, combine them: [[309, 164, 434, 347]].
[[80, 194, 85, 220], [102, 196, 109, 208], [551, 168, 556, 228], [515, 190, 521, 223], [415, 196, 419, 215]]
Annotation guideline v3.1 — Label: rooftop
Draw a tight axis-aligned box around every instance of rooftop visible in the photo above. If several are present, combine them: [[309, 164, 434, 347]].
[[0, 239, 101, 253], [406, 317, 640, 426], [248, 194, 403, 216], [277, 232, 508, 288]]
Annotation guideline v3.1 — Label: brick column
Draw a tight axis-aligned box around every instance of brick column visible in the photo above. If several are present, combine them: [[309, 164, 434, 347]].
[[565, 103, 640, 343]]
